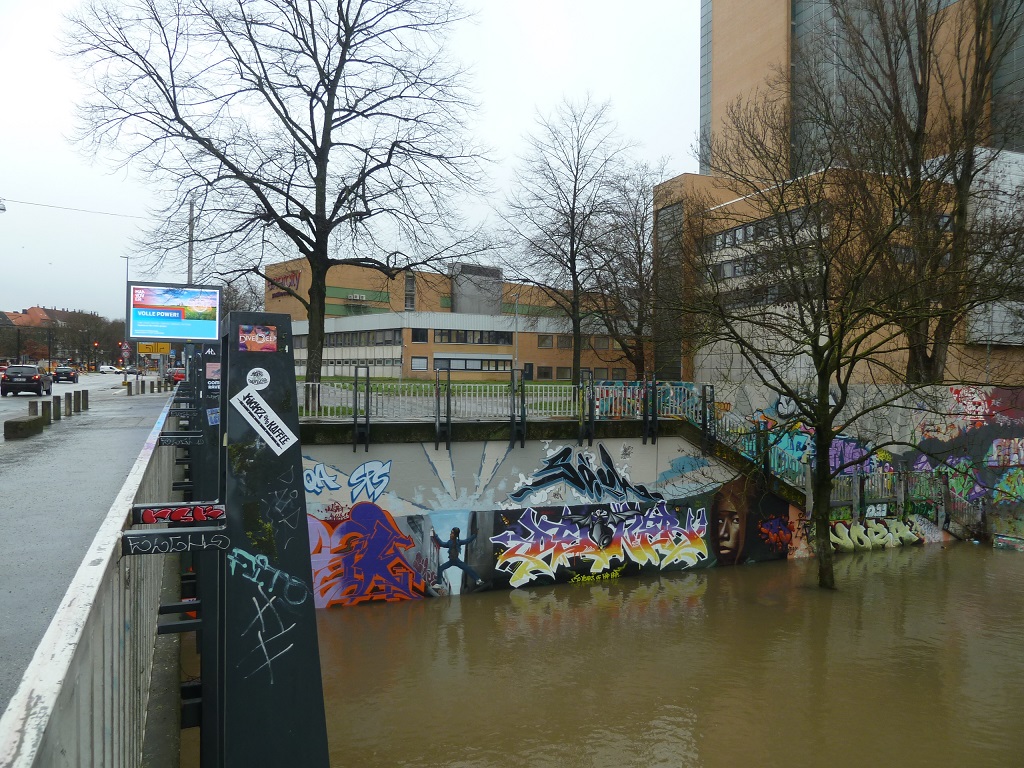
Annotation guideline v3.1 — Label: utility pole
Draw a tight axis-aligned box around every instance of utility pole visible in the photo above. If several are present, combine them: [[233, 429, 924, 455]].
[[187, 198, 195, 284]]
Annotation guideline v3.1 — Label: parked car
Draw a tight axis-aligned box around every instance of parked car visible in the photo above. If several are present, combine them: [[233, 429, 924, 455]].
[[1, 365, 53, 396], [53, 366, 79, 383], [98, 365, 120, 374], [165, 367, 186, 384]]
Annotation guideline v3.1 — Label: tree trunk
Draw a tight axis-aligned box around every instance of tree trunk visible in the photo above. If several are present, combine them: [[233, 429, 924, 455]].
[[812, 429, 836, 589], [305, 257, 327, 384]]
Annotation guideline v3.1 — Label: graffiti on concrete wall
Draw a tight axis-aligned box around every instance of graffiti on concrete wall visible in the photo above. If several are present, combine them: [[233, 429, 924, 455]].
[[830, 518, 922, 552], [509, 444, 663, 505], [491, 500, 709, 588], [308, 501, 427, 608]]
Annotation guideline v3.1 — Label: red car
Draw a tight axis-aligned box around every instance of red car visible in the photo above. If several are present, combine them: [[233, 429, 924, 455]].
[[165, 367, 187, 384]]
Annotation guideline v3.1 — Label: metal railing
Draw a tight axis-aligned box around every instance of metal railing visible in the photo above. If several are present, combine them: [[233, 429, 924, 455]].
[[0, 399, 176, 768], [297, 378, 979, 519]]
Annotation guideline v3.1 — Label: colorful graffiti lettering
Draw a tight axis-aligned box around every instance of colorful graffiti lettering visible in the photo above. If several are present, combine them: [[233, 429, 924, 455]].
[[308, 501, 424, 608], [758, 517, 791, 554], [303, 462, 341, 495], [138, 504, 225, 524], [492, 500, 708, 588], [938, 457, 984, 500], [321, 500, 351, 522], [227, 547, 310, 606], [992, 467, 1024, 504], [510, 444, 663, 504], [951, 386, 990, 421], [348, 460, 392, 503], [987, 438, 1024, 468]]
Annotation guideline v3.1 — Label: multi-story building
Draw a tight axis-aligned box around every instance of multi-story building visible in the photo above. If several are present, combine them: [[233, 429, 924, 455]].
[[699, 0, 1024, 175], [658, 0, 1024, 385], [264, 258, 641, 381]]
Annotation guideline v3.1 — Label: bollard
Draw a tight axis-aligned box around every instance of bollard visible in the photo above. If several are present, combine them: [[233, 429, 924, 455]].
[[150, 380, 155, 394], [28, 401, 38, 416], [73, 390, 82, 413], [127, 382, 133, 396], [52, 396, 61, 420], [65, 393, 73, 417], [41, 400, 52, 425], [82, 390, 89, 410]]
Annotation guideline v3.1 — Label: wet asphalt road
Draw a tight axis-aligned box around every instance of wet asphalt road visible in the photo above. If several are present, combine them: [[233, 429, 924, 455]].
[[0, 375, 170, 711]]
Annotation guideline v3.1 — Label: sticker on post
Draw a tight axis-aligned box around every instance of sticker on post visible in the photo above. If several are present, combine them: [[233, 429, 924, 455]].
[[229, 385, 297, 455], [238, 324, 278, 352], [247, 367, 271, 390]]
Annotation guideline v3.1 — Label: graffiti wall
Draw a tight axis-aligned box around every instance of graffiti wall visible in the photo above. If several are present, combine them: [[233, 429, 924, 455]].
[[299, 385, 1024, 608], [301, 437, 809, 608]]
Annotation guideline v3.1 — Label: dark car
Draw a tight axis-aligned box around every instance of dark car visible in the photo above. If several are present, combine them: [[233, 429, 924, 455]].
[[1, 365, 53, 396], [53, 366, 79, 383], [165, 367, 186, 384]]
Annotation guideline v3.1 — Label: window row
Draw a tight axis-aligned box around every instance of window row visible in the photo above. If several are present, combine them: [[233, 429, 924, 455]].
[[706, 208, 811, 252], [535, 366, 628, 381], [411, 357, 513, 372], [711, 258, 757, 280], [427, 329, 514, 345], [323, 358, 402, 366], [537, 334, 614, 350], [324, 330, 401, 347]]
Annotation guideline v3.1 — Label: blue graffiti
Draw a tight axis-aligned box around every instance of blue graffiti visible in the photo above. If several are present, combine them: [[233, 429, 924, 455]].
[[510, 444, 664, 504]]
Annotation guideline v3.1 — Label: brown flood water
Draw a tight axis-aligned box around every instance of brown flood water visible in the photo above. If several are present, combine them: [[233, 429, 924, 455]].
[[318, 543, 1024, 768]]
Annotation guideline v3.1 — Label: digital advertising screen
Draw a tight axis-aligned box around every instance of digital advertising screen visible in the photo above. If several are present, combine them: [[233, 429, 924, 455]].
[[127, 282, 222, 342]]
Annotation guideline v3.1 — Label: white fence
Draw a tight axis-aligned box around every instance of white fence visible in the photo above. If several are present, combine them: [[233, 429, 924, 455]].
[[0, 400, 176, 768]]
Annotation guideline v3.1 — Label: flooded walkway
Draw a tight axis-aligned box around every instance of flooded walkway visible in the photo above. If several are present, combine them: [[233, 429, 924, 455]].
[[317, 544, 1024, 767]]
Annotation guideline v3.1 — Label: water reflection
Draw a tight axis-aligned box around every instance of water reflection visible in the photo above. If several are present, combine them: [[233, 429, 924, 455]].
[[318, 544, 1024, 767]]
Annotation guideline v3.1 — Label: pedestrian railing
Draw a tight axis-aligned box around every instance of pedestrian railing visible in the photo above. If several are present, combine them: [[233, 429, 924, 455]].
[[0, 398, 177, 768], [297, 378, 978, 521]]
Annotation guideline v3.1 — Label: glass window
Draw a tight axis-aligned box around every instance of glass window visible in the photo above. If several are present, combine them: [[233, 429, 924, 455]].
[[537, 366, 553, 380], [411, 356, 428, 371], [612, 368, 626, 380], [466, 359, 482, 370], [556, 367, 572, 380], [537, 334, 553, 348], [557, 335, 572, 349], [593, 336, 609, 350], [594, 367, 608, 380], [411, 328, 427, 343], [405, 272, 416, 311]]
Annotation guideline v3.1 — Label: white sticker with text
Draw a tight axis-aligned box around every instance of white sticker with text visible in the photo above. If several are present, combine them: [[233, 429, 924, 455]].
[[229, 385, 297, 455]]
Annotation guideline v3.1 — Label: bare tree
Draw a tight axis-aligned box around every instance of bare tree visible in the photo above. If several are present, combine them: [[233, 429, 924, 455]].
[[682, 84, 958, 589], [667, 1, 1024, 589], [65, 0, 485, 381], [586, 160, 667, 379], [818, 0, 1024, 383], [499, 96, 630, 383]]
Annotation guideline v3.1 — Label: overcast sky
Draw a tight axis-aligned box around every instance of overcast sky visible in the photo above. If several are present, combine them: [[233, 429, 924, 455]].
[[0, 0, 700, 322]]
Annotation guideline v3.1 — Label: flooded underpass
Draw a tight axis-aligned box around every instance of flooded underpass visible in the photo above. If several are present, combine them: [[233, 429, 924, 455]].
[[317, 544, 1024, 768]]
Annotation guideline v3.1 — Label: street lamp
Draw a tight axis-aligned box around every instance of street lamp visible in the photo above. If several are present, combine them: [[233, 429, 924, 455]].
[[121, 255, 130, 380], [513, 292, 520, 372]]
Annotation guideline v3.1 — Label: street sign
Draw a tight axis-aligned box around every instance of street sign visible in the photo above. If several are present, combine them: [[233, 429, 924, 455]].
[[138, 342, 171, 354]]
